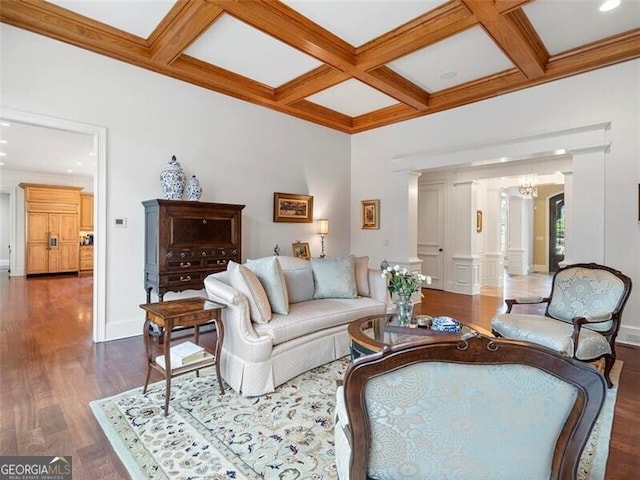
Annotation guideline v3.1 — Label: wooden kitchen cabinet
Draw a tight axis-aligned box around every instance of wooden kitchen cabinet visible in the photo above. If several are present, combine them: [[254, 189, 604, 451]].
[[80, 245, 93, 271], [20, 183, 81, 275], [80, 194, 93, 231], [26, 212, 79, 274]]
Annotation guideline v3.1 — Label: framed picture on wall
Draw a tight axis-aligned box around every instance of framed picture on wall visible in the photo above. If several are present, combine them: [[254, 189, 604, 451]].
[[361, 199, 380, 229], [274, 193, 313, 223], [291, 241, 311, 260]]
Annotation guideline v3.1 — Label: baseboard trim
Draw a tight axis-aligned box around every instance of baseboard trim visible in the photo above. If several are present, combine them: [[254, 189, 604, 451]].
[[618, 325, 640, 347]]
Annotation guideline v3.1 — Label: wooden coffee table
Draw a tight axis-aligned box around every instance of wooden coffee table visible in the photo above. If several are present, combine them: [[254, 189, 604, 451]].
[[348, 314, 491, 359]]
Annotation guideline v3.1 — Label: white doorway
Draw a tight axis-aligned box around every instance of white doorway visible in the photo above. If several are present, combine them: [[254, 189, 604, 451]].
[[0, 192, 10, 271], [0, 108, 107, 342], [418, 183, 445, 290]]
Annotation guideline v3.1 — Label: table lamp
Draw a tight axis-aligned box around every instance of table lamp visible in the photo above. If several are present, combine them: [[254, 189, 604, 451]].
[[317, 219, 329, 258]]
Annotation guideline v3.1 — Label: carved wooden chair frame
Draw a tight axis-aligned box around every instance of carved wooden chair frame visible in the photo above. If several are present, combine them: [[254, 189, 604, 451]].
[[341, 335, 606, 480]]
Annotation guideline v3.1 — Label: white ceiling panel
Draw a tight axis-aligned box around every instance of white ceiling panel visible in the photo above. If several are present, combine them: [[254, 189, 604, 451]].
[[184, 14, 323, 87], [0, 121, 96, 177], [388, 26, 514, 92], [523, 0, 640, 55], [283, 0, 446, 47], [306, 79, 398, 116], [47, 0, 176, 39]]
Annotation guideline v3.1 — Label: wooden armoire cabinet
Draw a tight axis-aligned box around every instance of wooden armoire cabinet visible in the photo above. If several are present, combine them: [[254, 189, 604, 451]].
[[20, 183, 81, 275], [143, 199, 245, 302]]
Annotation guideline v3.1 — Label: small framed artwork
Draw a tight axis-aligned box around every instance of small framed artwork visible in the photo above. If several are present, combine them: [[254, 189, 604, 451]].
[[476, 210, 483, 233], [361, 199, 380, 229], [274, 192, 314, 223], [291, 241, 311, 260]]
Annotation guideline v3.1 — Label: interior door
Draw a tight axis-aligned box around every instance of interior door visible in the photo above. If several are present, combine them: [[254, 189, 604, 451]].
[[418, 184, 445, 290], [549, 193, 565, 272]]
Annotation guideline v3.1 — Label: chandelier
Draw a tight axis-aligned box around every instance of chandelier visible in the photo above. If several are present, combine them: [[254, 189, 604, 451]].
[[518, 175, 538, 199]]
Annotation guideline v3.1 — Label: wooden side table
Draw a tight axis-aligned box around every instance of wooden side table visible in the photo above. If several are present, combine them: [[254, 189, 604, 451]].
[[140, 297, 226, 416]]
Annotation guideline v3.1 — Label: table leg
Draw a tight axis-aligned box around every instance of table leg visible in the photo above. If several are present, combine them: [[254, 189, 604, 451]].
[[214, 318, 225, 395], [142, 318, 152, 394], [194, 324, 200, 378], [163, 320, 172, 416]]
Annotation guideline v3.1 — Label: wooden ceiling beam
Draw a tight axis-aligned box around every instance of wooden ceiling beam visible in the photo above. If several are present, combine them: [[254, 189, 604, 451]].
[[356, 2, 478, 71], [460, 0, 546, 79], [149, 1, 225, 65], [545, 29, 640, 77], [359, 66, 429, 110], [276, 66, 349, 104], [0, 0, 149, 59], [494, 0, 534, 14], [211, 0, 356, 72], [288, 100, 353, 131], [505, 8, 549, 67], [1, 0, 638, 134], [173, 56, 352, 132], [351, 29, 640, 132], [352, 104, 419, 133]]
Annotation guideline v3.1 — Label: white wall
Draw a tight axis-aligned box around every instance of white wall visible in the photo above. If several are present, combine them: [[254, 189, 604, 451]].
[[1, 25, 351, 340], [351, 59, 640, 345]]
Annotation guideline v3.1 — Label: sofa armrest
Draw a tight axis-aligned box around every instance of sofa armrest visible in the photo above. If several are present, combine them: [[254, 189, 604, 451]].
[[204, 274, 273, 362], [368, 268, 394, 313]]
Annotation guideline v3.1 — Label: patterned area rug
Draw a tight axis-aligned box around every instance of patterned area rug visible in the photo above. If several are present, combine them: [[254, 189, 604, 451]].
[[90, 358, 621, 480]]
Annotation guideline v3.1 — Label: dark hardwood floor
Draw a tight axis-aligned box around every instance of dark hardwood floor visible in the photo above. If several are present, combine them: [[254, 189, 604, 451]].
[[0, 272, 638, 479]]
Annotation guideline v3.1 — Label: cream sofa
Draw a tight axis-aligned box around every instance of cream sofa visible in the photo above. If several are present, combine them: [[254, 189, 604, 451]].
[[204, 255, 392, 397]]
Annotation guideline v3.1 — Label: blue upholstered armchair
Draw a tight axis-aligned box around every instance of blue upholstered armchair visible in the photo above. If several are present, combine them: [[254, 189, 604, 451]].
[[491, 263, 632, 387], [334, 335, 605, 480]]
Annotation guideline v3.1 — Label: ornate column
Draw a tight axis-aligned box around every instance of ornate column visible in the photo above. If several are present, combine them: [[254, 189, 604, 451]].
[[483, 187, 504, 287]]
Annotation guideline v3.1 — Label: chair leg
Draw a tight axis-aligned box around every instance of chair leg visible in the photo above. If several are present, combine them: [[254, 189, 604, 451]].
[[603, 355, 615, 389]]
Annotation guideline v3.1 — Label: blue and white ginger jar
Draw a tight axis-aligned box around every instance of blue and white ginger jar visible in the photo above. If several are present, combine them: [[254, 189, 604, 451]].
[[186, 175, 202, 201], [160, 155, 186, 200]]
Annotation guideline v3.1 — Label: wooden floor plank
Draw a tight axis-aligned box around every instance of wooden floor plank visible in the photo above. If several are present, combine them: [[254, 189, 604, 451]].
[[0, 271, 637, 478]]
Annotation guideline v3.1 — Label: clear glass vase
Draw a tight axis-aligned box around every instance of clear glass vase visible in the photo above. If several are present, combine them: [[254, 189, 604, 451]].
[[394, 294, 414, 326]]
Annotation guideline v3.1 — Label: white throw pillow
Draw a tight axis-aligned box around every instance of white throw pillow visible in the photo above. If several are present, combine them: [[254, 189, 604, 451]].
[[227, 261, 272, 324], [355, 256, 370, 297], [246, 256, 290, 314], [311, 255, 358, 299]]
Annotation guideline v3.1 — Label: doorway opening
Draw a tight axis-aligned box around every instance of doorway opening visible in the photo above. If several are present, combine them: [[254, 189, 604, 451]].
[[0, 108, 107, 342], [549, 193, 565, 272]]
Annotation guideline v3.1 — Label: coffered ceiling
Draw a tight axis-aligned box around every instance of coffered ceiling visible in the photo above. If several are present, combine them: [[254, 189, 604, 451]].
[[2, 0, 639, 133]]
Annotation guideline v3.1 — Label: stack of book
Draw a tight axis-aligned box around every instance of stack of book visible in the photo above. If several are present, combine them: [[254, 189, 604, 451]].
[[155, 341, 208, 369]]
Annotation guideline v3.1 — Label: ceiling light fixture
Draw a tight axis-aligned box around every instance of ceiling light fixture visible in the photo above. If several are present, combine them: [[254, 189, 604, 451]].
[[76, 161, 83, 166], [599, 0, 621, 12], [0, 162, 4, 166], [0, 152, 6, 157], [0, 140, 7, 144], [518, 174, 538, 199], [0, 121, 10, 127]]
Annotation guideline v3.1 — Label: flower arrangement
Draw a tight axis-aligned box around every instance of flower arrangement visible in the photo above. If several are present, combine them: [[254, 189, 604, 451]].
[[381, 265, 430, 297]]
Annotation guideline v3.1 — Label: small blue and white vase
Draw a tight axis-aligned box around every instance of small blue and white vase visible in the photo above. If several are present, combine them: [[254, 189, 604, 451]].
[[185, 175, 202, 201], [160, 155, 186, 200]]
